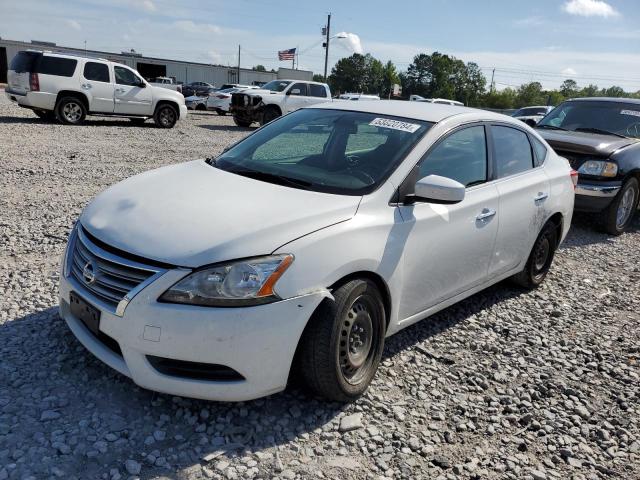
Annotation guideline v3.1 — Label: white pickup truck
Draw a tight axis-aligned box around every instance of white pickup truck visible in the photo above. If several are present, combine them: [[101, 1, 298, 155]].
[[6, 51, 187, 128], [229, 79, 331, 127], [149, 76, 183, 95]]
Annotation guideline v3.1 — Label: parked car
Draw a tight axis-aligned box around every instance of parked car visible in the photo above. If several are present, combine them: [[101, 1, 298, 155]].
[[230, 79, 331, 127], [6, 50, 187, 127], [182, 81, 215, 98], [338, 93, 381, 101], [184, 88, 218, 111], [512, 106, 554, 127], [149, 76, 183, 94], [206, 86, 258, 115], [58, 101, 575, 402], [537, 97, 640, 234], [409, 95, 464, 106]]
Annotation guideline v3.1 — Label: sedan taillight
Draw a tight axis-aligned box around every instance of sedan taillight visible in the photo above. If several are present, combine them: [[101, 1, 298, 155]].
[[29, 72, 40, 92], [570, 169, 579, 189], [216, 94, 229, 99]]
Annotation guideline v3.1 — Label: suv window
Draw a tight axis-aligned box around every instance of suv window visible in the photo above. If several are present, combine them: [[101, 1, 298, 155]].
[[84, 62, 110, 83], [114, 66, 142, 86], [289, 83, 308, 96], [10, 51, 40, 72], [418, 125, 487, 187], [493, 126, 534, 178], [36, 56, 77, 77], [308, 84, 327, 98]]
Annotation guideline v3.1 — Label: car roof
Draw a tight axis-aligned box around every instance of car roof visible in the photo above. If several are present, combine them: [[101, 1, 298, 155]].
[[310, 99, 510, 123], [277, 79, 328, 86], [567, 97, 640, 105]]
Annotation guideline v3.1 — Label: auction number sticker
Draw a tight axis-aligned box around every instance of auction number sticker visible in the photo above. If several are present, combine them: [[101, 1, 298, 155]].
[[369, 117, 421, 133], [621, 109, 640, 118]]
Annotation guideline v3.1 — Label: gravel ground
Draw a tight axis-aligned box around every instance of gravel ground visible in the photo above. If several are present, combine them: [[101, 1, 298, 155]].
[[0, 93, 639, 480]]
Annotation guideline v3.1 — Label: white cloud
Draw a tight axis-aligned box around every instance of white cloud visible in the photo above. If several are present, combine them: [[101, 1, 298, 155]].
[[207, 50, 222, 64], [66, 19, 81, 31], [515, 16, 545, 27], [562, 67, 577, 76], [563, 0, 619, 18], [174, 20, 221, 35]]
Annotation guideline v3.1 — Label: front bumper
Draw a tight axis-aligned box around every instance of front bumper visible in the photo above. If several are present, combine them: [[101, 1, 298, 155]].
[[58, 239, 324, 402], [574, 181, 621, 212], [178, 104, 189, 120]]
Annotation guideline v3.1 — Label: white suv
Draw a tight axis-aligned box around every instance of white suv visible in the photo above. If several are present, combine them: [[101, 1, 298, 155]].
[[6, 50, 188, 127]]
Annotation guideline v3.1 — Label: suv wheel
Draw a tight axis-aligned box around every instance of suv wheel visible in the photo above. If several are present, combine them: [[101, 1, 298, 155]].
[[56, 97, 86, 125], [599, 177, 639, 235], [511, 222, 558, 289], [298, 279, 386, 402], [154, 104, 178, 128], [260, 107, 280, 126], [233, 116, 252, 128]]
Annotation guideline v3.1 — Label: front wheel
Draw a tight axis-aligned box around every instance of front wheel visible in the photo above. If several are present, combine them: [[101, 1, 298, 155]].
[[233, 116, 252, 127], [299, 279, 386, 402], [511, 222, 558, 289], [154, 104, 178, 128], [599, 177, 639, 235], [260, 107, 280, 126]]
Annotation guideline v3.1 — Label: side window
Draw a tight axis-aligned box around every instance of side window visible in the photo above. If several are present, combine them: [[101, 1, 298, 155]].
[[530, 136, 548, 166], [289, 83, 308, 96], [418, 125, 487, 187], [36, 57, 77, 77], [114, 66, 141, 86], [308, 84, 327, 98], [83, 62, 110, 83], [493, 126, 534, 178]]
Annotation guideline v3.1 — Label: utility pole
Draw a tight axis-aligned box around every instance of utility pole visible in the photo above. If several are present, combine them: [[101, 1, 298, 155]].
[[84, 40, 87, 54], [237, 45, 241, 84], [490, 68, 496, 93], [323, 13, 331, 81]]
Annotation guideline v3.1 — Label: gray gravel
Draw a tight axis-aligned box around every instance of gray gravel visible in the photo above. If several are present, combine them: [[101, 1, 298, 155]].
[[1, 93, 639, 480]]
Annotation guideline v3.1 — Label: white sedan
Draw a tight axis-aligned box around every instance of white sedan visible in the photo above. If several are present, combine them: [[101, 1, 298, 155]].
[[59, 101, 575, 402], [206, 86, 257, 115]]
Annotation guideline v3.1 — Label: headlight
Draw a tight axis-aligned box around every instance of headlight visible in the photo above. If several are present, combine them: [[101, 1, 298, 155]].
[[159, 255, 293, 307], [578, 160, 618, 177]]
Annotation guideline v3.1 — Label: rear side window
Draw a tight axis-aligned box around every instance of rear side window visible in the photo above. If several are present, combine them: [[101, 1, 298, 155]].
[[36, 57, 77, 77], [531, 136, 548, 166], [418, 125, 487, 187], [289, 83, 308, 96], [308, 84, 327, 98], [493, 126, 534, 178], [10, 51, 40, 72], [84, 62, 110, 82]]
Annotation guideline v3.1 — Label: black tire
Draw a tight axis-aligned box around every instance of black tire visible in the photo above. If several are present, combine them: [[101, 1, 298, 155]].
[[129, 117, 146, 125], [153, 104, 178, 128], [233, 116, 252, 127], [299, 279, 386, 402], [55, 97, 87, 125], [34, 110, 56, 121], [216, 109, 227, 116], [511, 222, 558, 289], [196, 103, 207, 111], [260, 107, 280, 126], [598, 177, 639, 236]]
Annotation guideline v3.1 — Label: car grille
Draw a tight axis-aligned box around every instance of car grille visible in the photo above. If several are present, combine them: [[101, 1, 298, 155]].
[[68, 228, 160, 309], [231, 92, 260, 108]]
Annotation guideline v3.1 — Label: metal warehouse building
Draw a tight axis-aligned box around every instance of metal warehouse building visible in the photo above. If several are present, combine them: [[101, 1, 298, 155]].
[[0, 38, 313, 86]]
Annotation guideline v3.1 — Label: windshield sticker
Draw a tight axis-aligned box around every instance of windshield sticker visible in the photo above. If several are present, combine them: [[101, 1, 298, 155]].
[[621, 110, 640, 118], [369, 118, 421, 133]]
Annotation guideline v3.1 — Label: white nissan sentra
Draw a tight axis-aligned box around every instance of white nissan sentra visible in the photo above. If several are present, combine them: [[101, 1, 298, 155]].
[[59, 101, 575, 402]]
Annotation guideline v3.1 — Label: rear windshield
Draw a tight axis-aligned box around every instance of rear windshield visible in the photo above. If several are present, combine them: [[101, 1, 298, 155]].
[[36, 56, 78, 77], [9, 51, 40, 73]]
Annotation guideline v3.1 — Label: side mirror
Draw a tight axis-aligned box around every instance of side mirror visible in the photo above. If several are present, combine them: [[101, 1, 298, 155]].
[[412, 175, 465, 204], [137, 81, 146, 88], [288, 88, 301, 96]]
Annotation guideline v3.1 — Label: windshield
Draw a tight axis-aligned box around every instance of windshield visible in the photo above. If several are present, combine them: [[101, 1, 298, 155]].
[[213, 108, 432, 195], [538, 101, 640, 138], [260, 80, 292, 92]]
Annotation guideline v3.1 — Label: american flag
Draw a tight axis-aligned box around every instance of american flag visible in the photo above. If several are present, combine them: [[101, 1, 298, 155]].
[[278, 48, 296, 61]]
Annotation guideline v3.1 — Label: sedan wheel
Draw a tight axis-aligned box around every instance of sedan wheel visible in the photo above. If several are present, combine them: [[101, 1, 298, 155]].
[[512, 222, 558, 288]]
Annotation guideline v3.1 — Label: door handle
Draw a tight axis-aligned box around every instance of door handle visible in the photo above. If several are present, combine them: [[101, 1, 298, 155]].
[[476, 208, 496, 221], [81, 83, 92, 89], [115, 88, 126, 93], [534, 192, 549, 202]]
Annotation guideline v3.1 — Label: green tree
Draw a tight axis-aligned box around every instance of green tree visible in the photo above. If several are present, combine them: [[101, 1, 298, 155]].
[[482, 88, 517, 109], [580, 84, 599, 97], [560, 79, 578, 98], [515, 82, 545, 107], [312, 74, 325, 82], [382, 60, 400, 98], [328, 53, 388, 95], [604, 86, 625, 97], [252, 65, 266, 72]]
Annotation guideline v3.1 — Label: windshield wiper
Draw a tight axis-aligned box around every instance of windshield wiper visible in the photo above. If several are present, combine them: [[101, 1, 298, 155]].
[[228, 167, 313, 190], [573, 127, 627, 138], [536, 125, 568, 131]]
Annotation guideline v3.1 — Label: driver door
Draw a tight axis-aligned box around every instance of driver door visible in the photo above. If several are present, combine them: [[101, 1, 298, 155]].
[[283, 83, 312, 113], [398, 125, 500, 319], [113, 66, 153, 115]]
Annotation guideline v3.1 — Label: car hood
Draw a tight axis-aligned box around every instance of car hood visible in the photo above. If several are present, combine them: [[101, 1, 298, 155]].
[[241, 89, 281, 96], [80, 160, 361, 268], [150, 85, 184, 100], [537, 129, 640, 156]]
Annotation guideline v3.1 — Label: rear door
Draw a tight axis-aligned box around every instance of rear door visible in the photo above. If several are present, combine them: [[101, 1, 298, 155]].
[[81, 61, 115, 113], [113, 66, 152, 115], [488, 124, 551, 277], [7, 51, 40, 94]]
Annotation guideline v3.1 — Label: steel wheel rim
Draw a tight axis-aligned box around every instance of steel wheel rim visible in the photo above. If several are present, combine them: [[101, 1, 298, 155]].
[[616, 187, 635, 228], [159, 108, 175, 126], [533, 236, 551, 274], [339, 296, 376, 385], [63, 102, 82, 122]]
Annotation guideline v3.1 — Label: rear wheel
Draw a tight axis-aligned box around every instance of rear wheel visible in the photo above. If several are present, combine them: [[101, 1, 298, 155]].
[[233, 116, 252, 127], [299, 279, 386, 402], [55, 97, 86, 125], [196, 103, 207, 111], [216, 109, 227, 116], [154, 104, 178, 128], [260, 107, 280, 126], [511, 222, 558, 289], [599, 177, 639, 235]]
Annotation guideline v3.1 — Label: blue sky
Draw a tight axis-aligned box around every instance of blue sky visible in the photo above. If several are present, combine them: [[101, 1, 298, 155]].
[[2, 0, 640, 90]]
